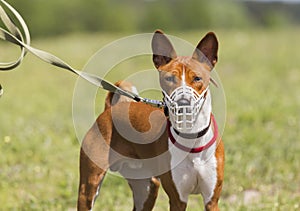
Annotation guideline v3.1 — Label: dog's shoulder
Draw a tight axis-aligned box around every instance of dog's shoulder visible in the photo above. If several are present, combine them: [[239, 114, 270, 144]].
[[104, 81, 138, 110]]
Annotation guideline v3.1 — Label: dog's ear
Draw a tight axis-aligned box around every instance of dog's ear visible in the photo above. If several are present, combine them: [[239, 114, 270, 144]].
[[192, 32, 218, 68], [152, 30, 177, 69]]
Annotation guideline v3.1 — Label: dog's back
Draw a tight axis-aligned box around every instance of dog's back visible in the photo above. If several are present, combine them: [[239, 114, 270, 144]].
[[104, 80, 138, 110], [78, 30, 224, 211]]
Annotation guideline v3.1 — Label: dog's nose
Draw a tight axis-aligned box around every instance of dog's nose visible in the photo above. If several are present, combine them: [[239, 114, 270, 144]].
[[177, 98, 190, 106]]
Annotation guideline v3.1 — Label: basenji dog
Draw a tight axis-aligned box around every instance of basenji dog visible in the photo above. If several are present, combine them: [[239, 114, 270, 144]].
[[77, 30, 224, 211]]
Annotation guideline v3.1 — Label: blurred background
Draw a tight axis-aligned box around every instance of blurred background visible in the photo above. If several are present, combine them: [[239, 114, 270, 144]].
[[5, 0, 300, 37], [1, 0, 300, 210]]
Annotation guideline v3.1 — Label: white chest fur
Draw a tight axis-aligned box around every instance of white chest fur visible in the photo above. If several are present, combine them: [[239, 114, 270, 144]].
[[168, 129, 218, 204], [167, 91, 218, 204]]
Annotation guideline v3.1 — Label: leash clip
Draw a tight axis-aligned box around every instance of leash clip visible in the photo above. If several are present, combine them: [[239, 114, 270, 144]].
[[141, 98, 165, 108]]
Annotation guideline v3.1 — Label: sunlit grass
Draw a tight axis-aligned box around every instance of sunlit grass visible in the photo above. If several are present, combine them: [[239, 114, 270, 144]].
[[1, 28, 300, 210]]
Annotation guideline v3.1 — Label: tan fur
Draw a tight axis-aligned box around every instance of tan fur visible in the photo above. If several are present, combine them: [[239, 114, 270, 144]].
[[77, 31, 224, 211], [104, 80, 137, 110]]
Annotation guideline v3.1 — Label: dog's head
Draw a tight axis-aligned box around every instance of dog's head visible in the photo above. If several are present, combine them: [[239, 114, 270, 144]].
[[151, 30, 218, 132]]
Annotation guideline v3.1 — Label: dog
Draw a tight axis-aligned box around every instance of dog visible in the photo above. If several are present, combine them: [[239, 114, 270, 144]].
[[77, 30, 224, 211]]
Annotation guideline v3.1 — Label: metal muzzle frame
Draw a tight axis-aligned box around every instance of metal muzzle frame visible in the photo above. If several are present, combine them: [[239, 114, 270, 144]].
[[163, 85, 208, 132]]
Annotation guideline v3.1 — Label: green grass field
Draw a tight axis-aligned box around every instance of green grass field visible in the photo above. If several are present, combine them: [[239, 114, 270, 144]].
[[1, 29, 300, 210]]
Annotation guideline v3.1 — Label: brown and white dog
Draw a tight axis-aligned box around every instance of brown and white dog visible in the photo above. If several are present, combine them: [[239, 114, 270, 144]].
[[77, 30, 224, 211]]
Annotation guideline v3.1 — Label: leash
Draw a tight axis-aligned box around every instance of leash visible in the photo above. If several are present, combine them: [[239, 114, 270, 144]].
[[0, 0, 164, 108]]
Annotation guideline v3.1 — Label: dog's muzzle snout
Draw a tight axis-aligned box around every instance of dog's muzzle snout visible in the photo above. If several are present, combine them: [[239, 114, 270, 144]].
[[163, 85, 208, 132], [177, 98, 191, 107], [176, 98, 193, 115]]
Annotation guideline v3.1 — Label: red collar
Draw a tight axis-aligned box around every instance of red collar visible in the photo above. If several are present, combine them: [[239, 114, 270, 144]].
[[167, 114, 218, 153]]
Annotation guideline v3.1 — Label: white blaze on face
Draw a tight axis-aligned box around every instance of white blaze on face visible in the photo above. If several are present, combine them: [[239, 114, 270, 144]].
[[181, 67, 186, 87]]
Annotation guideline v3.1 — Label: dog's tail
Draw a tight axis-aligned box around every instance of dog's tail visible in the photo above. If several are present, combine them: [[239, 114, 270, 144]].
[[104, 81, 138, 110]]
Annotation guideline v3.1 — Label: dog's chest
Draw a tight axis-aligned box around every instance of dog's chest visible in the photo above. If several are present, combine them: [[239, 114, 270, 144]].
[[168, 139, 217, 203]]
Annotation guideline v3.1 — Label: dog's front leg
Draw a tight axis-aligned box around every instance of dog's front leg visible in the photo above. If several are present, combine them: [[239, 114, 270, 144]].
[[204, 140, 225, 211], [127, 177, 160, 211], [169, 200, 187, 211], [160, 172, 187, 211]]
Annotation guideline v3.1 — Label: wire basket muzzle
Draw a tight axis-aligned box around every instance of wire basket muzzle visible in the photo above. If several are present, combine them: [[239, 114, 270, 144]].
[[163, 85, 207, 132]]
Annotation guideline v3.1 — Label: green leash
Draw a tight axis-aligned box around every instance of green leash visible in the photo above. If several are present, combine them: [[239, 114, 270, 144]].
[[0, 0, 164, 107]]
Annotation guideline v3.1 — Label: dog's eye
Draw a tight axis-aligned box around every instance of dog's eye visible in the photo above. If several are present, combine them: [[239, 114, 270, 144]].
[[193, 76, 202, 82], [165, 76, 175, 83]]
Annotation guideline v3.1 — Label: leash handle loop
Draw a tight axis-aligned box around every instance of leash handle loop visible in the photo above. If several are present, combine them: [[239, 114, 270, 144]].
[[0, 0, 165, 108], [0, 0, 30, 70]]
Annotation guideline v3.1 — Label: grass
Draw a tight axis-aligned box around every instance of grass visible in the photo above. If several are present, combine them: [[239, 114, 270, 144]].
[[1, 28, 300, 210]]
